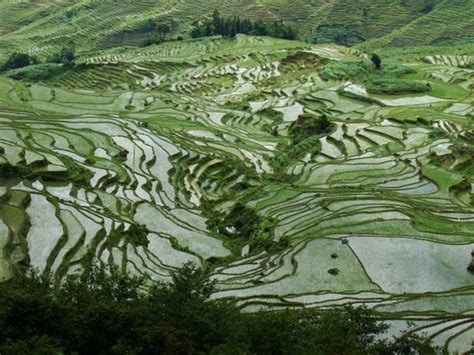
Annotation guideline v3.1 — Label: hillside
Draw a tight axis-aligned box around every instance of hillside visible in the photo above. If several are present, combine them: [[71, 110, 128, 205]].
[[0, 0, 473, 61], [0, 33, 473, 351], [1, 1, 474, 352]]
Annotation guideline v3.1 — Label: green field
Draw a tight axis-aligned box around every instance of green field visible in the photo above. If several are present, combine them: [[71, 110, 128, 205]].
[[1, 1, 474, 352]]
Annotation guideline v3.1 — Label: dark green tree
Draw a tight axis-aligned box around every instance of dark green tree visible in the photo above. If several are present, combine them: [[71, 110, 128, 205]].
[[0, 265, 437, 354], [213, 9, 222, 34], [2, 52, 36, 71], [157, 23, 171, 34], [59, 45, 75, 66], [191, 11, 297, 40], [371, 53, 382, 69]]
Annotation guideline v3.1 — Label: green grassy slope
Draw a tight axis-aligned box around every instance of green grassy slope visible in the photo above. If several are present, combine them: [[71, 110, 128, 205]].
[[360, 0, 474, 49], [0, 0, 472, 62]]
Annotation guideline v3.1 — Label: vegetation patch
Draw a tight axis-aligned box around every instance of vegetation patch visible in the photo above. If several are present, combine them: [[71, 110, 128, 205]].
[[0, 265, 437, 354], [365, 76, 431, 95], [5, 64, 66, 81], [191, 10, 297, 40]]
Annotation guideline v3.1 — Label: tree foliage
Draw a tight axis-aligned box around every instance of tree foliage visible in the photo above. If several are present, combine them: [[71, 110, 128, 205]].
[[1, 52, 37, 71], [49, 43, 76, 67], [0, 265, 436, 354], [191, 9, 297, 40], [289, 114, 333, 144], [371, 53, 382, 69]]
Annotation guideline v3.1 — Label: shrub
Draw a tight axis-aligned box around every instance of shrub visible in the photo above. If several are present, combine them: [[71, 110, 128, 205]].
[[1, 336, 64, 355]]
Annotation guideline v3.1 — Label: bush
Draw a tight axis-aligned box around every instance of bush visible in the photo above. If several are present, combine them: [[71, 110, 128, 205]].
[[273, 135, 321, 167], [380, 60, 416, 76], [209, 202, 262, 240], [58, 46, 75, 66]]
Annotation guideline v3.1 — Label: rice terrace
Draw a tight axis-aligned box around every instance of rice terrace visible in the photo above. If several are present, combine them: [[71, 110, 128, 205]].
[[0, 0, 473, 353]]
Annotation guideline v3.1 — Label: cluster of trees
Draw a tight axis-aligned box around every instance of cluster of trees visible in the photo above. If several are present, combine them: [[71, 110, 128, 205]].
[[0, 264, 435, 354], [136, 19, 181, 47], [289, 114, 333, 144], [0, 52, 37, 72], [139, 19, 172, 35], [191, 10, 297, 40], [1, 43, 76, 73], [49, 43, 76, 67]]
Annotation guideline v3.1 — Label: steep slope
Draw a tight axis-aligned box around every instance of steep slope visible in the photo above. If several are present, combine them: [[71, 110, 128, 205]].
[[361, 0, 474, 49], [0, 35, 473, 351], [0, 0, 472, 61]]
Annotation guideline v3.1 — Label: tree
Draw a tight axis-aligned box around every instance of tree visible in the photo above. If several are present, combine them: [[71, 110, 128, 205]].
[[48, 42, 76, 66], [371, 53, 382, 69], [59, 46, 75, 67], [142, 19, 156, 32], [212, 9, 222, 34], [157, 23, 171, 34], [205, 20, 213, 36], [190, 23, 205, 38], [229, 24, 237, 38], [0, 265, 437, 354], [1, 336, 64, 355], [289, 114, 333, 143], [2, 52, 36, 71], [190, 12, 297, 40]]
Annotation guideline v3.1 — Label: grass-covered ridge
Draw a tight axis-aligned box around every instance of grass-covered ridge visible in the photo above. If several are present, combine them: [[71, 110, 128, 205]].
[[0, 31, 473, 352], [0, 0, 473, 62]]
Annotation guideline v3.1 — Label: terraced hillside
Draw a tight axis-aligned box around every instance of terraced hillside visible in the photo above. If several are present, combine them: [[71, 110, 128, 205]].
[[0, 34, 473, 351], [0, 0, 473, 61]]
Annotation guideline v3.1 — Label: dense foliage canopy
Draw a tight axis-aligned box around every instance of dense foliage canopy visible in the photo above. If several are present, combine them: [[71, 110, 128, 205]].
[[191, 10, 297, 40], [0, 265, 436, 354]]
